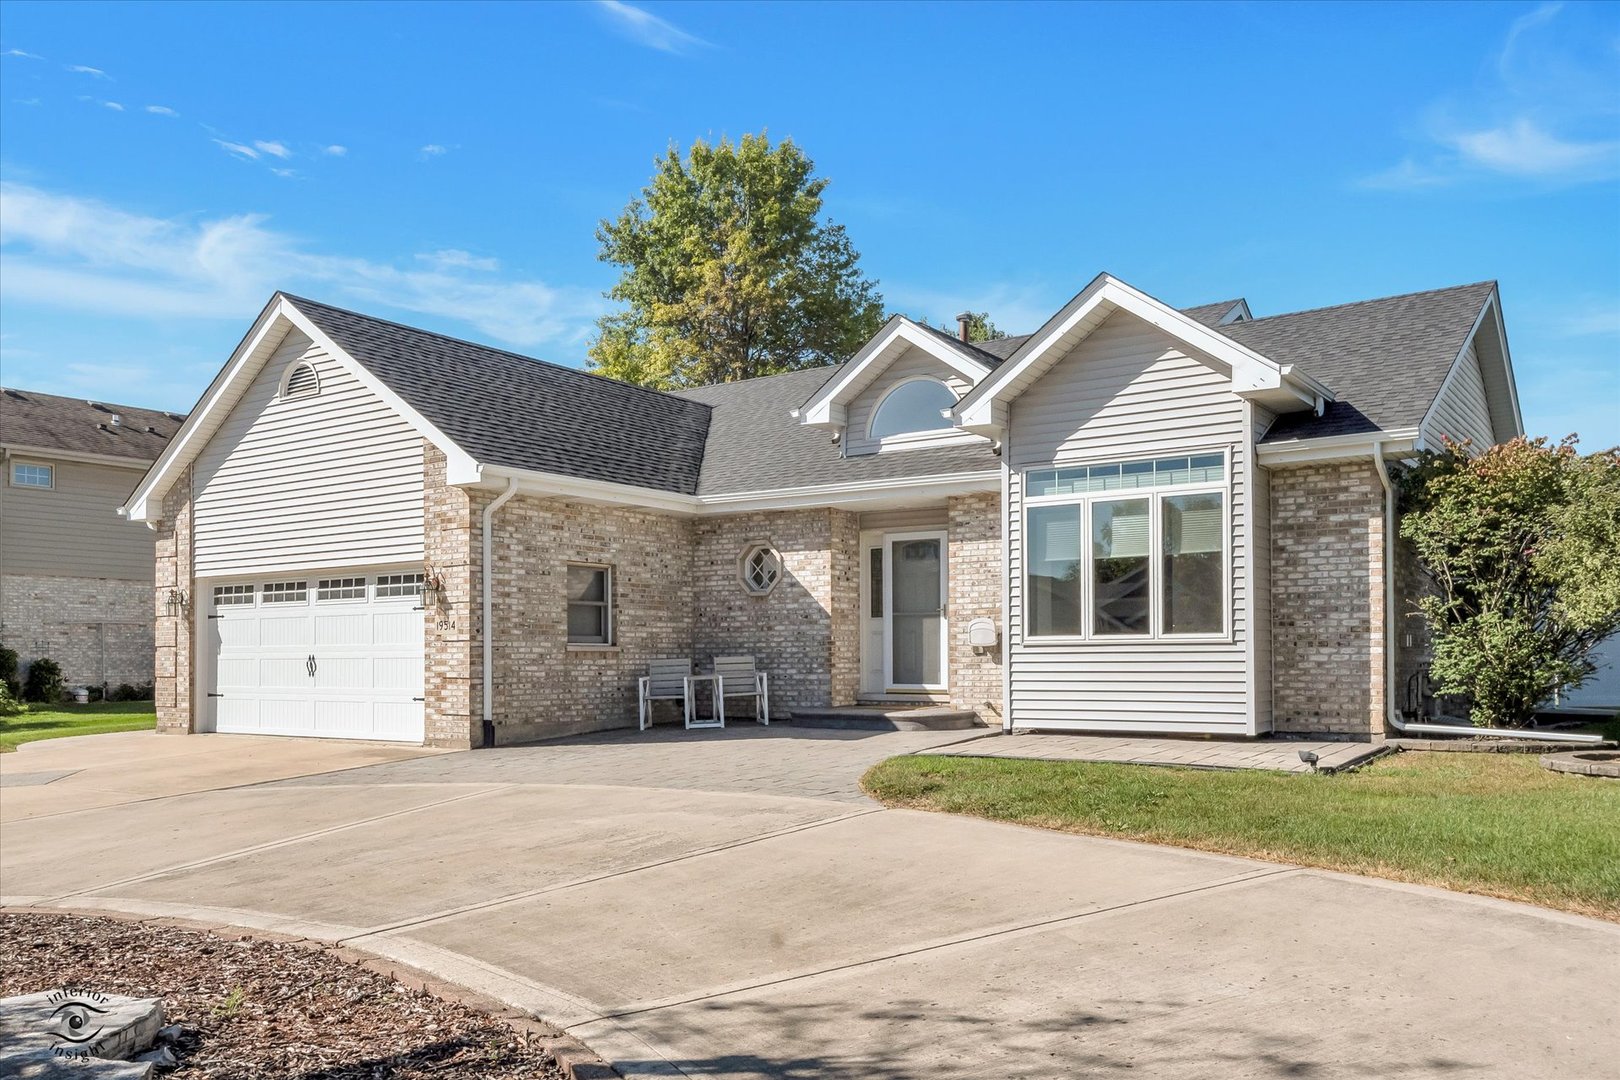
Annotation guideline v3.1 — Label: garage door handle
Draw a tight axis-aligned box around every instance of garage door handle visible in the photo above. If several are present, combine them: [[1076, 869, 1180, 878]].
[[306, 654, 317, 677]]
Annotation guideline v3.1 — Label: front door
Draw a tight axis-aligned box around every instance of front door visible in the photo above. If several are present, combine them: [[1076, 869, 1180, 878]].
[[883, 531, 948, 691]]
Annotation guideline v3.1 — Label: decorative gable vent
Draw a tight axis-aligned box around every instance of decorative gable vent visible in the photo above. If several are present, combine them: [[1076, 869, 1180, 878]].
[[281, 361, 320, 400]]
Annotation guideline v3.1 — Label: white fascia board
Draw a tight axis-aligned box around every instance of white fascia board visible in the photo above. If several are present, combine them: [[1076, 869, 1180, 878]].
[[955, 275, 1334, 434], [4, 445, 154, 470], [697, 470, 1001, 514], [799, 317, 990, 428], [278, 301, 482, 484], [122, 296, 291, 522], [478, 465, 700, 515], [1256, 427, 1422, 466]]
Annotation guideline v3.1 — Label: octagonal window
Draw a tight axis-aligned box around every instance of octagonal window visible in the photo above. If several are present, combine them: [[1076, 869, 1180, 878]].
[[740, 544, 782, 596]]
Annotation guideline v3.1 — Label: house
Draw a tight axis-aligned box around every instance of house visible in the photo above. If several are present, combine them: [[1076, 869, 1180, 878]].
[[1, 389, 184, 691], [120, 274, 1520, 747]]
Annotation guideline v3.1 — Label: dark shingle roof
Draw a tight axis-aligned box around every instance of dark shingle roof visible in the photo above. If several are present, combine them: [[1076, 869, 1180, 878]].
[[912, 322, 1015, 367], [1216, 282, 1496, 442], [673, 368, 998, 496], [286, 295, 712, 495], [0, 387, 182, 462]]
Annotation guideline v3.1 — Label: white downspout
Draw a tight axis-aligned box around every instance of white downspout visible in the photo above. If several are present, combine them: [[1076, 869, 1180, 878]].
[[1370, 444, 1601, 744], [481, 477, 520, 747]]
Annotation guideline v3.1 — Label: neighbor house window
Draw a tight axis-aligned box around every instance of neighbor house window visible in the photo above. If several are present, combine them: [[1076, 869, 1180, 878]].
[[212, 584, 255, 607], [1023, 452, 1227, 640], [566, 564, 612, 645], [740, 544, 782, 596], [869, 378, 957, 440], [10, 462, 53, 489], [375, 572, 425, 598], [261, 581, 308, 604], [317, 577, 367, 602]]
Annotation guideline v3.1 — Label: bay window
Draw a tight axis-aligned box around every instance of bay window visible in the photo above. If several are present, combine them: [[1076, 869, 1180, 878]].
[[1023, 452, 1228, 640]]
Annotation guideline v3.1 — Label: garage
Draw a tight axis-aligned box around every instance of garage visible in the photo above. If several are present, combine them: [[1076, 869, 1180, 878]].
[[203, 568, 425, 742]]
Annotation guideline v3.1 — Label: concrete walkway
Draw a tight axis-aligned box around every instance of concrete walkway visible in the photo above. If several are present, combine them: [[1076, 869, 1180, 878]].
[[924, 732, 1388, 773], [2, 728, 1616, 1079]]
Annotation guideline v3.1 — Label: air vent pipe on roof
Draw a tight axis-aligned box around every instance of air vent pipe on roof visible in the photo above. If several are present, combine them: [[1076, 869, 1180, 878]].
[[955, 311, 973, 343]]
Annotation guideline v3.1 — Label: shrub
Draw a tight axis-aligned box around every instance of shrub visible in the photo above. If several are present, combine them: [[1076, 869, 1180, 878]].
[[1602, 713, 1620, 745], [22, 657, 64, 704], [134, 682, 154, 701], [0, 647, 18, 698], [0, 680, 24, 718], [110, 683, 141, 702]]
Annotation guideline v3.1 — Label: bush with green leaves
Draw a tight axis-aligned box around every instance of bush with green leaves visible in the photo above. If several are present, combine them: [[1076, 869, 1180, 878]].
[[0, 647, 18, 698], [21, 657, 64, 705], [0, 680, 24, 718], [110, 682, 141, 702], [1399, 436, 1620, 727]]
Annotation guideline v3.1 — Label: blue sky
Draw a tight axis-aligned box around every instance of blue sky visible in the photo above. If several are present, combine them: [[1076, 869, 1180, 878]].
[[2, 1, 1616, 444]]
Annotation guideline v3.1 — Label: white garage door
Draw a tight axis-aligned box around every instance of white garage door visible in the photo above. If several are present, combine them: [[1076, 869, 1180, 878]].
[[205, 569, 425, 742]]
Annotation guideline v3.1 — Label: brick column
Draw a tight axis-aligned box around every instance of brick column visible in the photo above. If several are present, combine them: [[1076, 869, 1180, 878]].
[[423, 444, 481, 748], [947, 491, 1004, 719], [153, 466, 194, 734]]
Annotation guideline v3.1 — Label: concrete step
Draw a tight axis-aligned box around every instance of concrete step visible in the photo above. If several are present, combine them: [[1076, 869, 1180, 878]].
[[784, 706, 985, 731]]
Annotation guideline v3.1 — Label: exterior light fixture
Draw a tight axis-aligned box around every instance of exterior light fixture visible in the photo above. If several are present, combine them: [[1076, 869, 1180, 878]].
[[1298, 749, 1319, 772], [420, 566, 445, 608], [164, 588, 188, 618]]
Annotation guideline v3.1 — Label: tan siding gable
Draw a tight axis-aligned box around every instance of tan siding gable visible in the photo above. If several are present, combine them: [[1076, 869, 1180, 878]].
[[191, 334, 424, 575], [843, 346, 977, 456], [1423, 340, 1495, 450], [0, 457, 154, 580]]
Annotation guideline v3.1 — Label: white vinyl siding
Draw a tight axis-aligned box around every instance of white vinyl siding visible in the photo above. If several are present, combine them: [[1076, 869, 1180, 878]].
[[191, 333, 425, 575], [0, 457, 156, 580], [842, 346, 977, 456], [1423, 340, 1495, 451], [1006, 311, 1252, 735]]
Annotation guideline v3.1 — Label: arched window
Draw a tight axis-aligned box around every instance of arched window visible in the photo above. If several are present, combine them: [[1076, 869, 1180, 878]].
[[280, 361, 320, 400], [869, 378, 957, 440]]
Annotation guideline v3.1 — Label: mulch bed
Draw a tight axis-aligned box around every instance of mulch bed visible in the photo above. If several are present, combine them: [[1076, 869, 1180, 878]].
[[0, 912, 567, 1079]]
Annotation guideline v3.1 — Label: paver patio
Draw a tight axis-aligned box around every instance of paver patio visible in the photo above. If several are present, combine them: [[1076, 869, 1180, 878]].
[[921, 732, 1389, 772], [2, 727, 1616, 1079]]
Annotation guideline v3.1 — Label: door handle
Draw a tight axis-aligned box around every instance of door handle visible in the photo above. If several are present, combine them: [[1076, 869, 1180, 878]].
[[307, 654, 317, 677]]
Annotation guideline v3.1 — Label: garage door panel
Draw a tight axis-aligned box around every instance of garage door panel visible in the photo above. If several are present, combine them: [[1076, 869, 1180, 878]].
[[260, 615, 312, 648], [314, 700, 373, 737], [315, 658, 371, 690], [372, 657, 420, 693], [216, 658, 258, 688], [314, 613, 369, 646], [262, 657, 312, 689], [373, 611, 419, 647], [216, 697, 260, 732], [373, 702, 423, 740], [216, 619, 259, 648]]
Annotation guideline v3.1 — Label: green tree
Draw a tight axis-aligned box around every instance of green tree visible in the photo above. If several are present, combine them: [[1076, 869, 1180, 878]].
[[589, 133, 885, 389], [1399, 436, 1620, 727]]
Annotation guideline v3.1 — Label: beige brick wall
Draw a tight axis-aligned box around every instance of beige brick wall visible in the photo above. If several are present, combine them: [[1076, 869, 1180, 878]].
[[1270, 460, 1386, 737], [1, 574, 154, 689], [153, 466, 194, 734], [423, 446, 480, 747], [693, 508, 861, 712], [947, 491, 1004, 719]]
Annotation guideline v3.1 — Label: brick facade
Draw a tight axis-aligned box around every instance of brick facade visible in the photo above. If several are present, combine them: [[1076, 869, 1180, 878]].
[[1, 574, 154, 690], [1269, 460, 1387, 738], [947, 492, 1003, 719], [153, 466, 194, 734]]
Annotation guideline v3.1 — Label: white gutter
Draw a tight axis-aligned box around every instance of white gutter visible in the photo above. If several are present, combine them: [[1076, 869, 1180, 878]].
[[481, 476, 520, 746], [1370, 442, 1601, 744]]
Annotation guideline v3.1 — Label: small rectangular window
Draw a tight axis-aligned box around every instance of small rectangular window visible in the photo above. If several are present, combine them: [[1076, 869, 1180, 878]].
[[10, 462, 53, 489], [213, 584, 254, 607], [317, 577, 367, 602], [1092, 498, 1151, 636], [1163, 493, 1225, 634], [376, 572, 425, 599], [262, 581, 308, 604], [869, 547, 884, 618], [566, 564, 612, 645], [1027, 504, 1082, 636]]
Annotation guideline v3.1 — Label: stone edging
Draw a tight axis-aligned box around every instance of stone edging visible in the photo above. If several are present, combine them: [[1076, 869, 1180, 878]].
[[1389, 737, 1617, 754], [0, 905, 618, 1080]]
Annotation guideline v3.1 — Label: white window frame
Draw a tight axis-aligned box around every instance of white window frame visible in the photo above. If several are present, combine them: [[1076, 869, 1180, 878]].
[[566, 563, 614, 647], [375, 572, 425, 600], [316, 576, 368, 602], [9, 461, 54, 490], [279, 360, 321, 400], [212, 583, 256, 608], [261, 580, 309, 605], [866, 375, 967, 450], [1021, 448, 1231, 644], [738, 543, 783, 597]]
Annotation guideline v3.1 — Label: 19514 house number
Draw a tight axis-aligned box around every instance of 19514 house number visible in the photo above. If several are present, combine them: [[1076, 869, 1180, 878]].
[[436, 617, 458, 632]]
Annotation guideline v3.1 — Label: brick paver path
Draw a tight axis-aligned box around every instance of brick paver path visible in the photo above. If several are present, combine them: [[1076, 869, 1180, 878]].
[[922, 733, 1387, 773]]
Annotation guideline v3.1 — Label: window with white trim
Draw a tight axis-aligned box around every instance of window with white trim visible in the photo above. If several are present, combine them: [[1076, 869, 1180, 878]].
[[281, 361, 320, 400], [10, 462, 53, 489], [376, 572, 425, 598], [566, 564, 612, 645], [740, 544, 782, 596], [261, 581, 308, 604], [1024, 452, 1228, 640], [869, 378, 957, 440], [213, 584, 255, 607], [317, 577, 367, 602]]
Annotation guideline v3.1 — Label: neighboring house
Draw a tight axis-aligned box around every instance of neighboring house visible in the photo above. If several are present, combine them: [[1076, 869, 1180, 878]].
[[1, 389, 184, 691], [121, 274, 1520, 747]]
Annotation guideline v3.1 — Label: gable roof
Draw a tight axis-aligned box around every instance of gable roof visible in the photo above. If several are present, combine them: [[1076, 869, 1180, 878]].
[[1181, 299, 1250, 327], [674, 368, 997, 496], [0, 387, 183, 463], [1217, 281, 1499, 442], [285, 296, 712, 495]]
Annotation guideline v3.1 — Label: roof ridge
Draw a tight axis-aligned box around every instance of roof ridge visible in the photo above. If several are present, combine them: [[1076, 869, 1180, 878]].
[[672, 364, 839, 396], [1237, 280, 1496, 326], [279, 292, 712, 414]]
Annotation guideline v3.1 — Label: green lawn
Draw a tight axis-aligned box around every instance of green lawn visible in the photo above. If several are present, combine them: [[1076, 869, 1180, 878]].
[[0, 702, 157, 752], [863, 751, 1620, 921]]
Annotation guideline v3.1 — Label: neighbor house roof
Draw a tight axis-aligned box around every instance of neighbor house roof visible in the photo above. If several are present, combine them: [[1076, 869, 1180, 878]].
[[1216, 281, 1498, 442], [285, 295, 713, 495], [0, 387, 183, 463]]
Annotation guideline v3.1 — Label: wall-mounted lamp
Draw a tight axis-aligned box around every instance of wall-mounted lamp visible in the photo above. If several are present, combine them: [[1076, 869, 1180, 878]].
[[164, 588, 188, 618], [420, 566, 445, 608]]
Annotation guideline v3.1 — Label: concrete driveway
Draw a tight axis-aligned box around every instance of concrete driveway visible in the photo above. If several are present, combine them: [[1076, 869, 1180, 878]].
[[3, 727, 1616, 1079]]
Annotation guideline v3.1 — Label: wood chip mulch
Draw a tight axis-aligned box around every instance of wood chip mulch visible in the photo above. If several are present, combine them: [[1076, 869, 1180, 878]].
[[0, 912, 568, 1079]]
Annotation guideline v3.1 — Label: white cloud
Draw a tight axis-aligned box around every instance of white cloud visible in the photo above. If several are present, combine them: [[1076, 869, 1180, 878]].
[[419, 143, 448, 157], [4, 48, 44, 59], [145, 105, 178, 116], [416, 249, 500, 272], [594, 0, 710, 54], [0, 182, 604, 349], [271, 168, 297, 179], [322, 144, 347, 157], [253, 139, 292, 159], [66, 64, 108, 78], [102, 101, 125, 112], [13, 97, 40, 106], [1444, 119, 1619, 179], [213, 139, 259, 160]]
